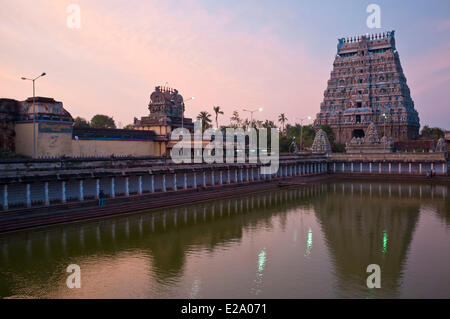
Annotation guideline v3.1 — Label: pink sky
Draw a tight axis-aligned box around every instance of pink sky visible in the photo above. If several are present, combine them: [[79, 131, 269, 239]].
[[1, 0, 449, 129]]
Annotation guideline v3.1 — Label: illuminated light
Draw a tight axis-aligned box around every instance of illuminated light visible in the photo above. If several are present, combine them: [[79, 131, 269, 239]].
[[305, 228, 313, 257], [382, 230, 388, 254], [258, 249, 266, 272]]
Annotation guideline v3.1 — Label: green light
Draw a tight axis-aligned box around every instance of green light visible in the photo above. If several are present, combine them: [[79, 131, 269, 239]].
[[382, 230, 388, 254]]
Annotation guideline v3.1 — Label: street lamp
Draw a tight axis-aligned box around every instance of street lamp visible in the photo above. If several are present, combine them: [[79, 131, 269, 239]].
[[21, 72, 46, 159], [242, 107, 263, 128], [297, 116, 312, 151]]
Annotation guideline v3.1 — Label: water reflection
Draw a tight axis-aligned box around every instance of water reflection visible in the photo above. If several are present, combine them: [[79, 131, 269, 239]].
[[0, 181, 449, 298]]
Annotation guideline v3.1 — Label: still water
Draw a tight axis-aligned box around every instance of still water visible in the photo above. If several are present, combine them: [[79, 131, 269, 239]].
[[0, 181, 449, 299]]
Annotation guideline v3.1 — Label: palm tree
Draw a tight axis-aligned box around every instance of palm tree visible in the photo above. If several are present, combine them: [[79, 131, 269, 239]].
[[230, 111, 241, 128], [278, 113, 288, 134], [197, 111, 212, 132], [213, 106, 224, 128]]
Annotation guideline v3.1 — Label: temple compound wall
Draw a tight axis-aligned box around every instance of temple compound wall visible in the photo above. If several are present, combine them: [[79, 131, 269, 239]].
[[0, 156, 327, 210], [314, 31, 420, 144]]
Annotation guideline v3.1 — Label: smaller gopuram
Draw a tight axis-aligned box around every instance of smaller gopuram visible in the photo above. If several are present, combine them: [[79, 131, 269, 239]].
[[312, 129, 332, 154], [345, 122, 394, 153], [134, 86, 194, 155]]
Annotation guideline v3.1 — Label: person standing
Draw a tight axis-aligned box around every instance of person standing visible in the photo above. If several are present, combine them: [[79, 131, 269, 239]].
[[98, 189, 104, 207]]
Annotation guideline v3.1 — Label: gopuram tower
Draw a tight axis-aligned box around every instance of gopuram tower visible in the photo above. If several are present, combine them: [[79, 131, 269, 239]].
[[314, 31, 420, 144]]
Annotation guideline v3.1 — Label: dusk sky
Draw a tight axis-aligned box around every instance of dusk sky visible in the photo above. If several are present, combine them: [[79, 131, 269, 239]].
[[1, 0, 449, 129]]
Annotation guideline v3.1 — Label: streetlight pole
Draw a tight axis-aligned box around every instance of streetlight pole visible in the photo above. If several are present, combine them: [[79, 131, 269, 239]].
[[243, 107, 263, 129], [21, 72, 46, 159]]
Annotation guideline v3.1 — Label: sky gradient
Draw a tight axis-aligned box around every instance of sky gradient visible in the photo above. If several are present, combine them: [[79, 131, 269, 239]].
[[1, 0, 449, 129]]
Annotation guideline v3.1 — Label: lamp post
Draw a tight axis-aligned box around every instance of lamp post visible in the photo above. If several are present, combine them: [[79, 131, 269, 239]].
[[382, 112, 387, 151], [242, 107, 263, 129], [297, 116, 312, 151], [21, 72, 46, 159]]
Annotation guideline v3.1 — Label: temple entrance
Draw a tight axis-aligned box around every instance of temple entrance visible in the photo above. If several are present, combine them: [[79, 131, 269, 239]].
[[352, 129, 365, 138]]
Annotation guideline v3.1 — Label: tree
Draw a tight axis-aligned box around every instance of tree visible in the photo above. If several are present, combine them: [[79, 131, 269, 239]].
[[123, 124, 134, 130], [73, 117, 90, 128], [213, 106, 224, 129], [420, 125, 444, 140], [230, 111, 241, 128], [196, 111, 212, 132], [278, 113, 288, 134], [90, 114, 116, 129], [262, 120, 276, 129]]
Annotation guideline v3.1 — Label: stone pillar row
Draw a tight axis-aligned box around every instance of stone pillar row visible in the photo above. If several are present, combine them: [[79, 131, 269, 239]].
[[1, 162, 332, 210]]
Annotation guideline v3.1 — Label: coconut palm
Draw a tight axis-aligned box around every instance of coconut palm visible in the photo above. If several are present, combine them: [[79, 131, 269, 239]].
[[278, 113, 288, 134], [213, 106, 224, 128], [196, 111, 212, 132]]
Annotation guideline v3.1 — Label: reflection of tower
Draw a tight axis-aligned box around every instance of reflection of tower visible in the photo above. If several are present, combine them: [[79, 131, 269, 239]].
[[313, 182, 420, 298]]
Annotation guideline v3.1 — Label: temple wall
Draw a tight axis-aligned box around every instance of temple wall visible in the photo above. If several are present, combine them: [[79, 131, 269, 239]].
[[15, 122, 73, 158], [72, 139, 156, 157], [0, 157, 327, 210]]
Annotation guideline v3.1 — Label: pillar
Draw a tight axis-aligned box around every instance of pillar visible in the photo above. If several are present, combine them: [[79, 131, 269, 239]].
[[289, 165, 293, 176], [138, 176, 143, 194], [211, 171, 215, 186], [44, 182, 49, 206], [443, 163, 447, 175], [3, 184, 8, 210], [173, 173, 177, 191], [110, 177, 116, 198], [184, 173, 188, 189], [219, 171, 223, 185], [227, 170, 231, 184], [409, 163, 412, 174], [257, 168, 261, 180], [251, 168, 254, 181], [25, 183, 32, 207], [61, 181, 66, 203], [431, 163, 434, 172], [360, 162, 362, 173], [162, 174, 166, 192], [125, 177, 129, 196], [419, 163, 422, 174], [398, 162, 401, 174], [369, 162, 372, 173], [342, 163, 345, 172], [193, 172, 197, 188], [388, 163, 391, 173], [246, 168, 249, 182], [240, 168, 243, 182], [378, 162, 381, 173], [351, 162, 354, 173], [79, 180, 84, 201], [333, 162, 336, 173], [203, 171, 206, 187], [96, 179, 100, 198], [151, 175, 155, 193], [235, 169, 238, 183]]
